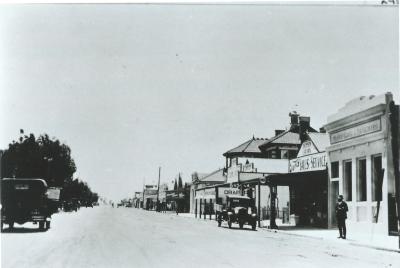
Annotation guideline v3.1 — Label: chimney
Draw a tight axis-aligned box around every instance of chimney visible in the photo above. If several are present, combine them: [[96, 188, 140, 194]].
[[289, 111, 299, 126], [299, 116, 310, 143], [275, 130, 285, 136], [319, 127, 326, 133]]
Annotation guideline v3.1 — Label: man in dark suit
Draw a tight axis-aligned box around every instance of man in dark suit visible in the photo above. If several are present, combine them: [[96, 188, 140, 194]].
[[335, 195, 349, 239]]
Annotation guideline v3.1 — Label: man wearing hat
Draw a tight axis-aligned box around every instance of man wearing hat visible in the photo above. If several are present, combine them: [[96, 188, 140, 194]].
[[335, 195, 348, 239]]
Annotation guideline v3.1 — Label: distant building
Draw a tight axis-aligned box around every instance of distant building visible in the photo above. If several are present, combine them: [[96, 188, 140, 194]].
[[190, 168, 226, 215]]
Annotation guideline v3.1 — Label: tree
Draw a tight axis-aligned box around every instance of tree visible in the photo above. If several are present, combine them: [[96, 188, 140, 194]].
[[174, 179, 177, 191], [178, 174, 183, 189], [1, 132, 76, 187]]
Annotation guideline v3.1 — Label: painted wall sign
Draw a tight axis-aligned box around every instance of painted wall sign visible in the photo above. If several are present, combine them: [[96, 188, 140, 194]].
[[330, 119, 381, 144], [289, 152, 327, 173], [242, 162, 257, 172], [297, 140, 319, 157], [144, 189, 158, 195], [227, 164, 241, 183], [196, 188, 216, 199]]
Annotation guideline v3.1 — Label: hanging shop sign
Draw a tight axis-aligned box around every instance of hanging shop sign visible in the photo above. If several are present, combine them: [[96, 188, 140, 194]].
[[330, 119, 381, 144], [289, 152, 327, 173]]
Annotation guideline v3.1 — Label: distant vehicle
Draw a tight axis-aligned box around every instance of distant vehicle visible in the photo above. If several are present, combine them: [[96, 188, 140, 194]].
[[217, 195, 257, 230], [63, 198, 80, 212], [1, 178, 52, 231]]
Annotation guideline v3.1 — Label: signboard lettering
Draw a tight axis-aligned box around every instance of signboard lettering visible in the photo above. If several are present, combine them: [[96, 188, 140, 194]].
[[227, 164, 241, 183], [196, 188, 216, 199], [217, 187, 241, 199], [15, 184, 29, 190], [289, 152, 327, 173], [297, 140, 318, 157], [330, 119, 381, 144], [242, 162, 257, 172]]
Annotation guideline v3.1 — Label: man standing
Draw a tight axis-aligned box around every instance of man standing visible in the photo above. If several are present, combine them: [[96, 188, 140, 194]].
[[335, 195, 348, 239]]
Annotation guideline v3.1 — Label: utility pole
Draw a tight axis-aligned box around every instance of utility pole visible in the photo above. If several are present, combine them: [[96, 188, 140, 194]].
[[142, 178, 145, 210], [156, 167, 161, 212], [176, 172, 180, 215]]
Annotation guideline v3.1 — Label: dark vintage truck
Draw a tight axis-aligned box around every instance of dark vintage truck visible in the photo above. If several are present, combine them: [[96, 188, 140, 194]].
[[217, 195, 258, 230], [1, 178, 55, 231]]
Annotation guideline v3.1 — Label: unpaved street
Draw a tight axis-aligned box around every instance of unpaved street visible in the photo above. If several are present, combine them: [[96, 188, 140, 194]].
[[1, 207, 399, 268]]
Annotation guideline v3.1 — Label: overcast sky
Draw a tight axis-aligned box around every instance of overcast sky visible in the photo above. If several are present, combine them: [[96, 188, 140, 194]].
[[0, 3, 398, 201]]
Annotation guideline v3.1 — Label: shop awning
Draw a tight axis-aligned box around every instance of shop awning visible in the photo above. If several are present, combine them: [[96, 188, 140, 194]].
[[195, 195, 216, 200], [264, 170, 328, 186]]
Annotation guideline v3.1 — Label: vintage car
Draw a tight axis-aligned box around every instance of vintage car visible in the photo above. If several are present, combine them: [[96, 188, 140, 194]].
[[1, 178, 52, 231], [217, 195, 257, 230]]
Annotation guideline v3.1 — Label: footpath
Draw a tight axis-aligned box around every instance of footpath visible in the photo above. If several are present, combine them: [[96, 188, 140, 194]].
[[174, 212, 400, 253]]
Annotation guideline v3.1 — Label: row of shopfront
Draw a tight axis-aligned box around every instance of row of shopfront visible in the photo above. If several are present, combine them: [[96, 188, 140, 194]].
[[133, 185, 191, 213], [190, 92, 400, 237]]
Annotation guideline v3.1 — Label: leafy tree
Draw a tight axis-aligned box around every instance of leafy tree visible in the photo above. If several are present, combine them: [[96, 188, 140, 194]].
[[1, 132, 76, 187]]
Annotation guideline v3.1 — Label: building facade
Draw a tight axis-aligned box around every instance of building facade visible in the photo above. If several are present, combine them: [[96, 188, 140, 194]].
[[324, 92, 399, 236]]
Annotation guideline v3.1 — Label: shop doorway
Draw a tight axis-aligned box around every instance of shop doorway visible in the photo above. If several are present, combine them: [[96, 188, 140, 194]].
[[330, 181, 339, 226], [388, 193, 399, 235]]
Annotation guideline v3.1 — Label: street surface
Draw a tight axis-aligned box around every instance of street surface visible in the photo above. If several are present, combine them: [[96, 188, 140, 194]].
[[1, 206, 399, 268]]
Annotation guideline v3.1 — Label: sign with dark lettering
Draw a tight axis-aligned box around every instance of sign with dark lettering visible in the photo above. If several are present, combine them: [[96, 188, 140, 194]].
[[330, 119, 381, 144], [217, 187, 241, 199], [297, 140, 318, 157], [289, 152, 327, 173]]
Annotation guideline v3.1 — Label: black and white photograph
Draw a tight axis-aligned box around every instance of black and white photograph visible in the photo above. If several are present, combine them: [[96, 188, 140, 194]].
[[0, 1, 399, 267]]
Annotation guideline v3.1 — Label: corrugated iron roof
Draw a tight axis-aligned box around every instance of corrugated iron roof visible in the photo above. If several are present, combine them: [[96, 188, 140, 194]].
[[223, 137, 268, 156], [200, 168, 226, 183], [259, 131, 300, 149]]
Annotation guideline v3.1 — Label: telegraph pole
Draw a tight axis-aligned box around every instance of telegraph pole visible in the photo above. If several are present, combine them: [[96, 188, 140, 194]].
[[156, 167, 161, 212]]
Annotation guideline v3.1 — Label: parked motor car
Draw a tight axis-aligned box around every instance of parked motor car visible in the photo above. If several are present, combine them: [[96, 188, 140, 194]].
[[217, 195, 257, 230], [1, 178, 52, 231]]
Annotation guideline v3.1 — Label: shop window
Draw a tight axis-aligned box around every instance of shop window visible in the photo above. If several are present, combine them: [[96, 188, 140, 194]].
[[331, 162, 339, 178], [343, 160, 352, 201], [281, 150, 288, 159], [371, 155, 383, 202], [357, 158, 367, 202]]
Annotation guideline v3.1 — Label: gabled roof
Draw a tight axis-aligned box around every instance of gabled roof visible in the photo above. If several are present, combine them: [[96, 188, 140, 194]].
[[200, 168, 226, 183], [223, 137, 268, 157], [307, 132, 330, 152], [259, 131, 301, 150]]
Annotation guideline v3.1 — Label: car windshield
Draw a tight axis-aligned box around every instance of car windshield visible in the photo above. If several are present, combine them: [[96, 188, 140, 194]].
[[228, 198, 250, 208]]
